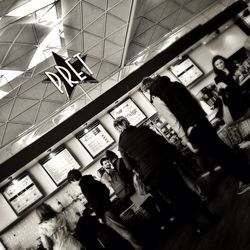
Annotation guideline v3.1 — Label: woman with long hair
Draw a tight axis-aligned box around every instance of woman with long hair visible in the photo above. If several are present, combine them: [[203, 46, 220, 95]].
[[36, 203, 83, 250], [212, 55, 248, 120]]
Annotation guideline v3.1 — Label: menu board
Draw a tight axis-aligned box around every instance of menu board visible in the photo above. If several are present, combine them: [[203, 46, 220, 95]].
[[2, 174, 43, 215], [109, 98, 146, 126], [40, 147, 81, 186], [77, 122, 115, 158], [170, 57, 203, 86]]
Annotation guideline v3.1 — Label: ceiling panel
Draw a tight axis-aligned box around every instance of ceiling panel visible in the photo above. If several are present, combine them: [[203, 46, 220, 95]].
[[0, 0, 236, 149]]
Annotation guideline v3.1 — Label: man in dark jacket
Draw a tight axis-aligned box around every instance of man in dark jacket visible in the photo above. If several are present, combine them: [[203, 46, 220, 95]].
[[147, 76, 250, 194], [114, 116, 214, 233], [67, 170, 142, 250]]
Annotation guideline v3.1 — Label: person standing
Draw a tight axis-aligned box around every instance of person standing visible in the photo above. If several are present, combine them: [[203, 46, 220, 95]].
[[113, 116, 214, 233], [67, 170, 142, 250], [36, 203, 83, 250], [146, 75, 250, 194], [212, 55, 248, 120]]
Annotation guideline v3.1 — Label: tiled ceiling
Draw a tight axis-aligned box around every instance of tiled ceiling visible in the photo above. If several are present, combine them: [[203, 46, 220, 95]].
[[0, 0, 234, 148]]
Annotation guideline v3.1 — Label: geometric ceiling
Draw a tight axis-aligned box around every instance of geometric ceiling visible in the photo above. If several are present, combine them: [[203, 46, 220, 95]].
[[0, 0, 228, 148]]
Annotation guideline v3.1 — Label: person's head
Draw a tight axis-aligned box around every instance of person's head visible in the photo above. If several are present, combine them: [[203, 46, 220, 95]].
[[113, 116, 130, 133], [100, 157, 113, 171], [36, 203, 57, 223], [105, 150, 118, 164], [140, 77, 155, 92], [67, 169, 82, 185], [212, 55, 227, 73], [149, 75, 171, 102]]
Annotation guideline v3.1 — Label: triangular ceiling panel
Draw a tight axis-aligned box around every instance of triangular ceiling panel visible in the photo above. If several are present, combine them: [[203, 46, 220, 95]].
[[89, 61, 102, 79], [134, 17, 154, 37], [108, 0, 132, 22], [44, 90, 68, 103], [2, 123, 30, 145], [0, 44, 11, 64], [85, 0, 107, 10], [63, 2, 82, 30], [10, 103, 40, 124], [83, 32, 103, 52], [0, 124, 6, 146], [0, 24, 23, 43], [107, 0, 122, 9], [66, 33, 83, 53], [0, 99, 14, 121], [133, 27, 155, 46], [85, 14, 106, 37], [105, 49, 123, 65], [104, 40, 122, 59], [143, 0, 167, 12], [150, 25, 169, 44], [34, 24, 53, 44], [96, 61, 118, 81], [82, 1, 104, 28], [61, 0, 80, 17], [86, 42, 104, 58], [175, 9, 193, 27], [126, 42, 145, 61], [18, 74, 45, 94], [43, 84, 58, 98], [144, 2, 166, 23], [18, 82, 46, 100], [15, 24, 38, 45], [62, 25, 81, 46], [0, 0, 16, 16], [2, 46, 36, 70], [35, 101, 62, 123], [106, 25, 127, 46], [106, 14, 126, 37], [160, 11, 179, 30], [9, 98, 39, 119], [85, 56, 101, 68]]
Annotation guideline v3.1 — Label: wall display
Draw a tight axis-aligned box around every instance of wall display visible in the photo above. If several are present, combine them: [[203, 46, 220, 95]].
[[109, 98, 147, 126], [77, 122, 115, 158], [1, 174, 43, 215], [40, 146, 81, 186], [170, 56, 204, 86]]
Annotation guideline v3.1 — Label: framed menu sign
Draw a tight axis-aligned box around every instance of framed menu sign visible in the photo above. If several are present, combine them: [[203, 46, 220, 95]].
[[77, 121, 115, 158], [1, 174, 43, 215], [109, 98, 147, 126], [40, 146, 81, 186], [170, 57, 204, 86]]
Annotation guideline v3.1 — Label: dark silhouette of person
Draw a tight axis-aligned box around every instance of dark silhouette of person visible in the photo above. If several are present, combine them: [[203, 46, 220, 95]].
[[114, 116, 214, 233], [67, 170, 142, 250], [147, 75, 250, 194]]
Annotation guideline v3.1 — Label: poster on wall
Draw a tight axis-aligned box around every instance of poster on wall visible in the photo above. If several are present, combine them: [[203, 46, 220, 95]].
[[109, 98, 147, 126], [77, 122, 115, 158], [1, 174, 43, 215], [170, 57, 204, 86], [40, 146, 81, 186]]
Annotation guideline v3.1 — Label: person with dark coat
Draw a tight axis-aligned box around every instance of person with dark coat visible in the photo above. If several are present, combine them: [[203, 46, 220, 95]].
[[148, 75, 250, 194], [113, 116, 214, 233], [67, 170, 142, 250], [212, 55, 248, 120]]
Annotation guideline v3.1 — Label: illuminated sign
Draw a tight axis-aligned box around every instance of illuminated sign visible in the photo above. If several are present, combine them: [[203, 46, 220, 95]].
[[45, 52, 98, 98]]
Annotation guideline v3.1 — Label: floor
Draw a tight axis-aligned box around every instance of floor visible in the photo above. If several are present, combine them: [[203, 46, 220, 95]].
[[151, 174, 250, 250]]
